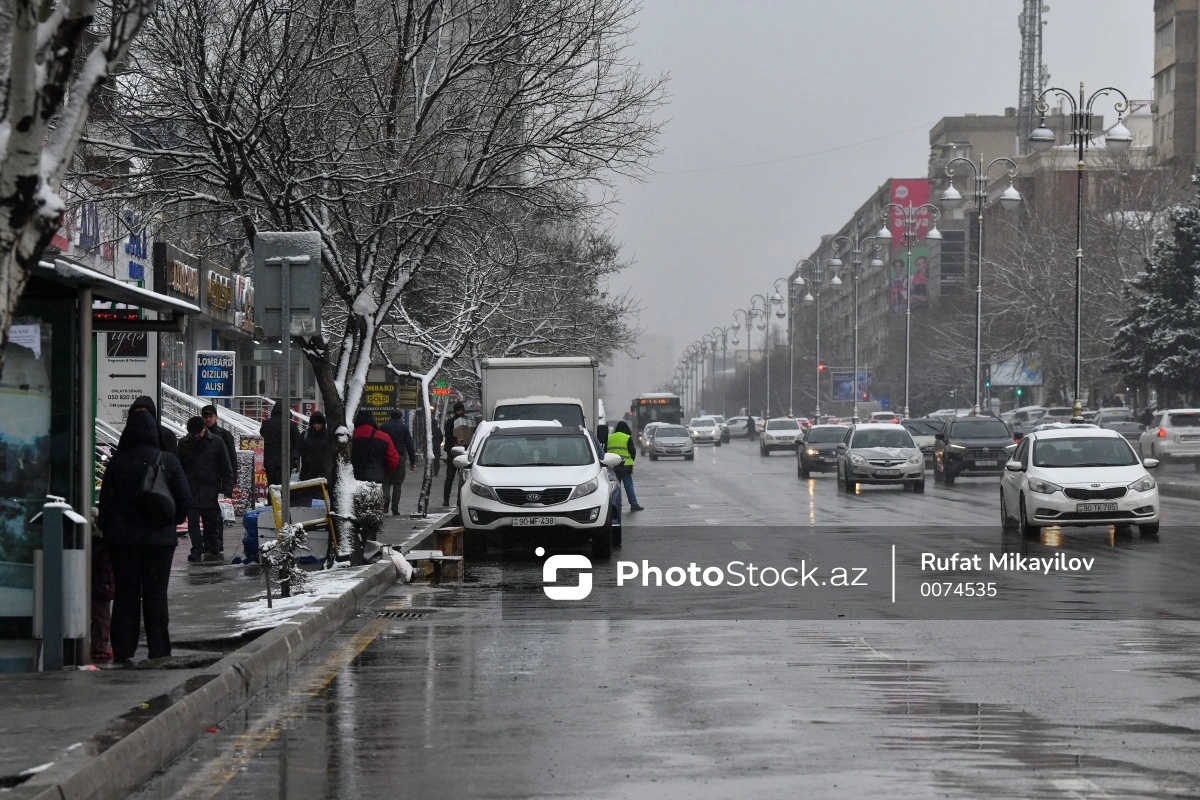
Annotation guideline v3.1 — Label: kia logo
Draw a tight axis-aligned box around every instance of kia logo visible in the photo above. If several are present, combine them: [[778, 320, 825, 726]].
[[526, 493, 541, 502], [1091, 484, 1100, 488]]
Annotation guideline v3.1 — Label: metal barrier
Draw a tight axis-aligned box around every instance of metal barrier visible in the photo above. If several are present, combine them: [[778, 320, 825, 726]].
[[31, 496, 88, 671]]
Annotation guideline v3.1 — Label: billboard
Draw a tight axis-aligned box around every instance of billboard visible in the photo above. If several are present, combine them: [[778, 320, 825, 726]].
[[195, 350, 236, 398], [887, 180, 934, 313], [990, 356, 1043, 387], [831, 370, 872, 402]]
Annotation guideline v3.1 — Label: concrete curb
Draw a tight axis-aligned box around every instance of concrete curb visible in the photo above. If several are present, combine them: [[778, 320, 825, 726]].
[[1159, 481, 1200, 502], [21, 559, 401, 800]]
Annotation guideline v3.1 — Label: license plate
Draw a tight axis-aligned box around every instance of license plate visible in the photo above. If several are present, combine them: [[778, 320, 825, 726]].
[[1076, 503, 1117, 513], [512, 516, 555, 527], [974, 460, 998, 467], [1182, 435, 1200, 442], [875, 469, 900, 477]]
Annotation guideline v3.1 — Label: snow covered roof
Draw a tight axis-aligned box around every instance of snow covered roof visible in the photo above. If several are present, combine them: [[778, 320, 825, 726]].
[[37, 258, 201, 315]]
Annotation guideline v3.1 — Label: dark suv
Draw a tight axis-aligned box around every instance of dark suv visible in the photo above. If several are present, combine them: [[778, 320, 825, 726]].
[[933, 416, 1015, 486], [797, 424, 849, 479]]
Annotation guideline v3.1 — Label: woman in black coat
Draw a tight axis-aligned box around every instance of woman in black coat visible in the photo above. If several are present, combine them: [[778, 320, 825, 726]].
[[298, 410, 330, 481], [98, 411, 191, 662]]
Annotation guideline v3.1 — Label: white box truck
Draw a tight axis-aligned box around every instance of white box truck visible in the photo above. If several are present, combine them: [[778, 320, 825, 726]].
[[480, 357, 599, 432]]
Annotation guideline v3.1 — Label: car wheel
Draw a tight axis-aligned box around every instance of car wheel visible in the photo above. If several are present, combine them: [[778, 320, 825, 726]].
[[760, 446, 768, 457], [463, 527, 487, 560], [800, 462, 810, 480], [1019, 496, 1038, 538], [684, 453, 694, 461], [1000, 490, 1016, 530], [845, 476, 856, 492], [715, 439, 722, 447], [943, 468, 956, 487], [592, 513, 613, 559], [1114, 523, 1133, 536], [933, 461, 943, 483], [612, 513, 623, 548], [912, 479, 925, 493], [1139, 522, 1160, 536], [649, 452, 658, 461]]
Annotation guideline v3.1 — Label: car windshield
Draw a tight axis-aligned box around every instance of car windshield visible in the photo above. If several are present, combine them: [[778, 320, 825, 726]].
[[852, 429, 914, 449], [1032, 437, 1138, 468], [655, 426, 688, 438], [690, 419, 716, 427], [1168, 413, 1200, 427], [904, 421, 942, 436], [711, 416, 725, 424], [1043, 408, 1072, 418], [477, 433, 594, 467], [806, 427, 847, 443], [494, 403, 584, 429], [766, 420, 799, 430], [1100, 411, 1133, 422], [951, 419, 1010, 438]]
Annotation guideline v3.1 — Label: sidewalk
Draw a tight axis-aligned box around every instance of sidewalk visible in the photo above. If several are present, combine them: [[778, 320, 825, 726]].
[[0, 472, 450, 799], [1153, 463, 1200, 502]]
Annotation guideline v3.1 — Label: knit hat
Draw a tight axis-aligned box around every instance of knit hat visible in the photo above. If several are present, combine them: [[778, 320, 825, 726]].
[[186, 416, 205, 434]]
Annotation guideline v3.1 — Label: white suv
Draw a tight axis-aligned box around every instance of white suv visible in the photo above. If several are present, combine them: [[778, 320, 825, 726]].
[[760, 418, 802, 455], [1138, 409, 1200, 468], [687, 417, 722, 445]]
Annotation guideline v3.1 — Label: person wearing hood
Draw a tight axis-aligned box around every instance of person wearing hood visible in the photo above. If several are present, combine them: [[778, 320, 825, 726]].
[[98, 407, 192, 662], [299, 410, 330, 482], [380, 411, 418, 514], [351, 410, 400, 484], [260, 398, 300, 486], [128, 395, 179, 458], [178, 416, 234, 562]]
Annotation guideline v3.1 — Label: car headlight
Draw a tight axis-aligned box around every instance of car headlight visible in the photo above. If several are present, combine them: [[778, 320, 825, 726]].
[[470, 481, 497, 500], [570, 477, 600, 500], [805, 448, 819, 456], [1027, 477, 1062, 495], [1128, 475, 1156, 492], [850, 453, 866, 465], [949, 443, 967, 451], [907, 454, 923, 465]]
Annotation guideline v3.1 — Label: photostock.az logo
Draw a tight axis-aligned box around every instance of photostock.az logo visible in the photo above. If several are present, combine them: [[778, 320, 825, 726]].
[[536, 547, 592, 600]]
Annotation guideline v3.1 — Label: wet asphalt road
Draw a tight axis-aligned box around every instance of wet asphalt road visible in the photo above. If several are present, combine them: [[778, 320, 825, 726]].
[[135, 439, 1200, 799]]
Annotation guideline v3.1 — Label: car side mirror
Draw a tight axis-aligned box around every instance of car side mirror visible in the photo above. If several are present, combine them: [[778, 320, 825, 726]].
[[1004, 460, 1024, 472], [1143, 457, 1160, 469], [934, 433, 945, 441], [1138, 424, 1146, 431], [1004, 443, 1017, 455], [602, 453, 623, 468], [836, 443, 846, 451], [451, 445, 466, 457], [452, 455, 471, 469]]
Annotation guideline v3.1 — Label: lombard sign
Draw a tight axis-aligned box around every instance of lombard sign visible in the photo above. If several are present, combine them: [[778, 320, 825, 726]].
[[196, 350, 236, 398]]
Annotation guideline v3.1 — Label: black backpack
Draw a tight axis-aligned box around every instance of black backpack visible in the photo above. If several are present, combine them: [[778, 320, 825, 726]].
[[134, 453, 176, 526]]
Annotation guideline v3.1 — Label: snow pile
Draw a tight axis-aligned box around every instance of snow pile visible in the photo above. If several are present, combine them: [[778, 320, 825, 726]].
[[334, 454, 356, 557], [229, 566, 376, 631], [388, 548, 414, 582]]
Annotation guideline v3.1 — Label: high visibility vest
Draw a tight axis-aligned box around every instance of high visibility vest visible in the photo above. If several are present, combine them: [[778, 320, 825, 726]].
[[606, 431, 634, 466]]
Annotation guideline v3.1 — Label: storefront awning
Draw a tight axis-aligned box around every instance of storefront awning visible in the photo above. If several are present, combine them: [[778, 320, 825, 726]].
[[36, 259, 201, 330]]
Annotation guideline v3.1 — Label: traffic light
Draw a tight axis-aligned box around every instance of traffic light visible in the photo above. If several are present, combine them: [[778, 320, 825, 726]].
[[985, 381, 991, 388], [818, 363, 825, 372], [861, 392, 868, 400], [1016, 387, 1023, 397]]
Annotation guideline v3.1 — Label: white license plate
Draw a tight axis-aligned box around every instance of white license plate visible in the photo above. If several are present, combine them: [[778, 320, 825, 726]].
[[512, 516, 555, 527], [974, 460, 998, 467], [875, 469, 900, 477], [1076, 503, 1117, 513], [1181, 435, 1200, 442]]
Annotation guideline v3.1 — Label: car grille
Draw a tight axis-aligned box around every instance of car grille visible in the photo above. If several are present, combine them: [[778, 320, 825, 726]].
[[495, 487, 572, 506], [964, 447, 1004, 460], [1063, 486, 1127, 501], [867, 459, 905, 467]]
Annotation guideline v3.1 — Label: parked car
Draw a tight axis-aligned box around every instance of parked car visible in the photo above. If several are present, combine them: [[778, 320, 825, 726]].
[[1091, 407, 1144, 445], [797, 424, 849, 479], [708, 414, 731, 442], [1138, 408, 1200, 468], [869, 411, 901, 424], [1001, 426, 1159, 537], [760, 417, 802, 456], [637, 421, 664, 456], [933, 416, 1015, 486], [687, 417, 723, 445], [647, 424, 694, 461], [724, 416, 755, 438], [836, 423, 925, 492], [456, 425, 624, 559], [901, 418, 943, 464]]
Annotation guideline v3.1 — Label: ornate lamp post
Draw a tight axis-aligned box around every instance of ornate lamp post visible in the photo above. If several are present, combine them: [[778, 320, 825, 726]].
[[796, 258, 841, 418], [709, 327, 733, 417], [877, 201, 943, 418], [940, 154, 1022, 416], [1029, 82, 1132, 421], [828, 228, 890, 423], [732, 308, 754, 415], [770, 278, 789, 417]]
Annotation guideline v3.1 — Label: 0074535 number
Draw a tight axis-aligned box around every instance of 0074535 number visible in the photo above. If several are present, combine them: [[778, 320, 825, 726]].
[[919, 582, 997, 598]]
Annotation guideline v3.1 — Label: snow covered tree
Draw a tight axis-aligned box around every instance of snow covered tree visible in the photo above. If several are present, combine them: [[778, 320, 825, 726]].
[[1112, 173, 1200, 402], [0, 0, 158, 366]]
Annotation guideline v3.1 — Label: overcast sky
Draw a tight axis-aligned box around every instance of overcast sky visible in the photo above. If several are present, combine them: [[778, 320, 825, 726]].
[[606, 0, 1153, 383]]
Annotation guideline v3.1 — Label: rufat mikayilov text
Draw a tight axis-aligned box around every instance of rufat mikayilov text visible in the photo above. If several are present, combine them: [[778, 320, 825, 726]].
[[616, 560, 869, 588], [921, 552, 1096, 576]]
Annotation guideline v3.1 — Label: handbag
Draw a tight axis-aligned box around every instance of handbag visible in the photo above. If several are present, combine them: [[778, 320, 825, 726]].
[[134, 453, 176, 526]]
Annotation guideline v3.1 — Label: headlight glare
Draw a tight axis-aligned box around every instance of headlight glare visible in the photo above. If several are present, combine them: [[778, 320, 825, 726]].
[[805, 448, 819, 456], [569, 477, 600, 500], [1028, 477, 1062, 495], [1128, 475, 1156, 492], [470, 481, 497, 500], [850, 453, 866, 465], [908, 454, 923, 465], [949, 443, 967, 451]]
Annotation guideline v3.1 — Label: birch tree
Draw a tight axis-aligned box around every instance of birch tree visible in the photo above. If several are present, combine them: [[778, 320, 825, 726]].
[[0, 0, 157, 365]]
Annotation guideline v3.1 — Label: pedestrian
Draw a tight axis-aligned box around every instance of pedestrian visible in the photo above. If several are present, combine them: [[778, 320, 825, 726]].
[[298, 410, 330, 481], [606, 420, 644, 512], [97, 408, 191, 663], [178, 416, 234, 563], [260, 398, 300, 486], [128, 395, 179, 458], [442, 402, 468, 507], [351, 409, 400, 484], [431, 419, 443, 477], [90, 510, 114, 662], [380, 411, 418, 515], [201, 404, 238, 487]]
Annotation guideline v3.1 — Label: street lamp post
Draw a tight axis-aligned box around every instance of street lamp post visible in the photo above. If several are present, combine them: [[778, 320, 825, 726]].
[[732, 308, 753, 415], [748, 294, 769, 416], [1029, 82, 1132, 421], [877, 201, 943, 418], [702, 334, 716, 414], [692, 339, 705, 415], [940, 154, 1022, 416], [771, 278, 788, 417], [796, 258, 841, 417], [828, 228, 890, 423]]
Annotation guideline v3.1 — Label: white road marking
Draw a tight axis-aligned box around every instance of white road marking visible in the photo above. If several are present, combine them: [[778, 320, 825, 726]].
[[1041, 773, 1113, 799], [705, 518, 720, 525], [688, 503, 701, 509]]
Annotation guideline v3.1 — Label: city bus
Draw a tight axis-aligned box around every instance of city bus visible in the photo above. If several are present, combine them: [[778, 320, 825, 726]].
[[630, 393, 683, 447]]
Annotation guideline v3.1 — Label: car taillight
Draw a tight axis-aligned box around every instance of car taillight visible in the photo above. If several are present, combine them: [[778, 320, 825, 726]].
[[1158, 428, 1167, 438]]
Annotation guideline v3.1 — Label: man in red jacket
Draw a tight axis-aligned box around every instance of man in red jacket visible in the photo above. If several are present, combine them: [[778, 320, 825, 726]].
[[351, 410, 400, 485]]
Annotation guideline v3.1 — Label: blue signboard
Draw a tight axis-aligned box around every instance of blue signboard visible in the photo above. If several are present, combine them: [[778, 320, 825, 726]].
[[195, 350, 236, 398]]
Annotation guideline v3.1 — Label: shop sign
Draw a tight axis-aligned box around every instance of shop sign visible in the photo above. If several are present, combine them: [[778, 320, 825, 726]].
[[168, 259, 199, 299], [234, 274, 255, 333], [195, 350, 236, 398]]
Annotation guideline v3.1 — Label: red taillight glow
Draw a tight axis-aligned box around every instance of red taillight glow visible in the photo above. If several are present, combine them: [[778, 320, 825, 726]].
[[1158, 428, 1167, 438]]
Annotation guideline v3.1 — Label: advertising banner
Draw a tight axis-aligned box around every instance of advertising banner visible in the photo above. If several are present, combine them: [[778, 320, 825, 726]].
[[831, 370, 872, 402], [195, 350, 236, 398], [361, 382, 399, 426], [887, 180, 933, 313], [990, 356, 1043, 386], [239, 434, 267, 501]]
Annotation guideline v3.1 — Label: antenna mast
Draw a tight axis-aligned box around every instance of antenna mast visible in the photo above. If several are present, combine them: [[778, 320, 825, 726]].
[[1018, 0, 1046, 155]]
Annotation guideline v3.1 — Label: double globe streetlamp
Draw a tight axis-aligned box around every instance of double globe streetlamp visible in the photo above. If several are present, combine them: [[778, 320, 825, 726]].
[[711, 326, 734, 417], [732, 307, 755, 416], [1029, 82, 1132, 421], [795, 258, 841, 418], [940, 155, 1021, 416], [829, 228, 890, 423]]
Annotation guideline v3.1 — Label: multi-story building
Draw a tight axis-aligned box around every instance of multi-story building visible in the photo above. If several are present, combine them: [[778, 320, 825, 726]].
[[1152, 0, 1198, 166]]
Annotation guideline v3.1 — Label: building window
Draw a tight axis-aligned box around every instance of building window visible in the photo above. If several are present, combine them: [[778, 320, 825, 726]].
[[1154, 65, 1175, 99], [938, 230, 966, 286], [1156, 20, 1174, 52]]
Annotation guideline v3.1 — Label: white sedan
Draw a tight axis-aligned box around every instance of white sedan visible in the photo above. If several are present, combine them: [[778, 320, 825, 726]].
[[687, 417, 723, 445], [1000, 427, 1160, 536]]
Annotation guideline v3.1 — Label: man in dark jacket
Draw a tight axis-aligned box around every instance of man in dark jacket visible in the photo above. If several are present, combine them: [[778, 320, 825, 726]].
[[298, 410, 330, 482], [380, 411, 418, 514], [201, 404, 238, 486], [260, 398, 300, 486], [98, 409, 191, 663], [129, 395, 179, 458], [351, 409, 400, 484], [442, 402, 468, 507], [178, 416, 234, 562]]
